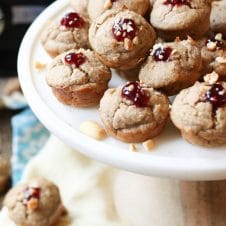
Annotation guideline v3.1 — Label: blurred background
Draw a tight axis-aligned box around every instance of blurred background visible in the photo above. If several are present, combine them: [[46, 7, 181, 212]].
[[0, 0, 54, 204]]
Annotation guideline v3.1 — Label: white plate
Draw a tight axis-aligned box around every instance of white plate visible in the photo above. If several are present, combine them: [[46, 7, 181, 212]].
[[18, 0, 226, 181]]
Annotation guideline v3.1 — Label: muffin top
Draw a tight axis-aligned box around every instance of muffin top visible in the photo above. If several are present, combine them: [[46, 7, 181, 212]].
[[139, 37, 202, 89], [100, 82, 169, 132], [46, 49, 111, 89], [150, 0, 211, 30], [4, 178, 62, 226], [41, 11, 90, 57], [171, 74, 226, 136], [89, 9, 156, 67]]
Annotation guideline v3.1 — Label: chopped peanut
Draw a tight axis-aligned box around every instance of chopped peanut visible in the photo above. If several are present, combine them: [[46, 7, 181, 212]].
[[80, 121, 107, 140], [132, 36, 139, 45], [143, 139, 155, 151], [35, 61, 46, 70], [215, 56, 226, 64], [129, 144, 137, 152], [124, 38, 133, 50], [204, 71, 219, 84], [27, 198, 39, 211], [104, 0, 112, 9]]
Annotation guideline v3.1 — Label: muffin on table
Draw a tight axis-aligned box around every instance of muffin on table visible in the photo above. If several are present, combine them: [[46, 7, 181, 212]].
[[41, 11, 89, 57], [4, 178, 64, 226], [150, 0, 211, 40], [88, 0, 150, 21], [211, 1, 226, 38], [199, 33, 226, 80], [89, 9, 156, 70], [171, 72, 226, 147], [139, 37, 202, 96], [46, 49, 111, 107], [99, 82, 170, 143]]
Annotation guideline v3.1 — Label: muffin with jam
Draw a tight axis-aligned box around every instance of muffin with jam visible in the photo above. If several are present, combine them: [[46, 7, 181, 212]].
[[4, 178, 64, 226], [150, 0, 211, 40], [46, 49, 111, 107], [139, 37, 202, 96], [171, 72, 226, 147], [41, 11, 89, 57], [89, 9, 156, 70], [199, 33, 226, 80], [99, 82, 170, 143]]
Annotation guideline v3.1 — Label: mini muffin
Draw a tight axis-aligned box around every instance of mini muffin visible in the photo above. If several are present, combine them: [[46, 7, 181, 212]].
[[199, 33, 226, 80], [89, 9, 156, 70], [88, 0, 150, 21], [99, 82, 170, 143], [0, 157, 10, 193], [4, 178, 64, 226], [46, 49, 111, 107], [139, 37, 202, 96], [41, 11, 89, 57], [211, 1, 226, 38], [171, 72, 226, 147], [70, 0, 89, 17], [150, 0, 211, 40]]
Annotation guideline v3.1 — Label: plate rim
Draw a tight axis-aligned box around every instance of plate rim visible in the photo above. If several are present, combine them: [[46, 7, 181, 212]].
[[18, 0, 226, 181]]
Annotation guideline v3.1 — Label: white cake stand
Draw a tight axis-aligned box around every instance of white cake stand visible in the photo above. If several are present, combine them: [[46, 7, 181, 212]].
[[18, 0, 226, 181]]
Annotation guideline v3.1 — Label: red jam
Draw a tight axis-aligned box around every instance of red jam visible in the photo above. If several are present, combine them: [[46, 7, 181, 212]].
[[65, 52, 86, 67], [122, 82, 149, 107], [112, 18, 137, 42], [152, 47, 173, 62], [205, 84, 226, 113], [205, 38, 224, 50], [111, 0, 118, 2], [164, 0, 191, 7], [60, 12, 85, 28], [23, 187, 41, 206]]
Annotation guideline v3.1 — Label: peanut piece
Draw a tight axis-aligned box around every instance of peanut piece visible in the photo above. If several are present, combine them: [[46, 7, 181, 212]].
[[104, 0, 112, 9], [215, 56, 226, 64], [143, 139, 155, 151], [35, 61, 46, 70], [129, 144, 137, 152], [206, 42, 217, 51], [80, 121, 107, 140], [27, 198, 39, 211], [124, 38, 133, 50], [204, 71, 219, 84]]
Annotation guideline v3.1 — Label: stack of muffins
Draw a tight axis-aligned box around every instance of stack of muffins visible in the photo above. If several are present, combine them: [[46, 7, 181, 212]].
[[42, 0, 226, 147]]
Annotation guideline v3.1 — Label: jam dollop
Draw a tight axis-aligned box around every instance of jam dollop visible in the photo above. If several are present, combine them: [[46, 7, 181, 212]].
[[205, 83, 226, 113], [65, 52, 86, 67], [23, 187, 41, 206], [164, 0, 191, 7], [61, 12, 85, 28], [122, 82, 149, 107], [112, 18, 137, 42], [205, 37, 224, 50], [152, 47, 173, 62]]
